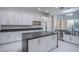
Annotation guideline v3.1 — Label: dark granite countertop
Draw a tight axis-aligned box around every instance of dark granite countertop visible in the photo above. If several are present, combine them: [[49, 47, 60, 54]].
[[0, 28, 42, 32], [57, 30, 79, 36], [22, 31, 57, 40]]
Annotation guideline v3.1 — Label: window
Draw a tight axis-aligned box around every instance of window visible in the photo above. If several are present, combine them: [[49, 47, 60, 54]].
[[67, 19, 79, 28], [67, 20, 74, 28]]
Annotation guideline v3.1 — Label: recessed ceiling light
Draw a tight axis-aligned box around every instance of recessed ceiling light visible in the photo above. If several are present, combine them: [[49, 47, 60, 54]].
[[38, 8, 40, 10], [55, 7, 58, 8]]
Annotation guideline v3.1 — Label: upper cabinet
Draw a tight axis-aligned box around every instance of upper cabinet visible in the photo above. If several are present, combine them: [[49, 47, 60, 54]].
[[22, 14, 33, 25], [0, 11, 33, 25]]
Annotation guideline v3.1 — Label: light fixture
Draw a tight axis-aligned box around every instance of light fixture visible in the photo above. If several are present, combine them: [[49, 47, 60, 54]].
[[38, 8, 40, 10], [66, 13, 74, 16]]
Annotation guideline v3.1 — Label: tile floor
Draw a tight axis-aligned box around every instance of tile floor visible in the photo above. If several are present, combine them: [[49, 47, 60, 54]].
[[52, 40, 79, 52]]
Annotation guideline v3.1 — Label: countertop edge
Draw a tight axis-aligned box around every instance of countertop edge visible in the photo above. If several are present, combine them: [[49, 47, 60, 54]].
[[23, 33, 57, 40]]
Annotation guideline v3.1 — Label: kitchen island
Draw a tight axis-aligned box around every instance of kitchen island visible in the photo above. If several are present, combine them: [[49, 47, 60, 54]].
[[0, 27, 42, 52], [22, 31, 58, 52]]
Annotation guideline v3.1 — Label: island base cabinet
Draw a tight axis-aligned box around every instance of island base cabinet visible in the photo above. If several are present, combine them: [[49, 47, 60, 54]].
[[28, 39, 40, 52], [28, 35, 57, 52]]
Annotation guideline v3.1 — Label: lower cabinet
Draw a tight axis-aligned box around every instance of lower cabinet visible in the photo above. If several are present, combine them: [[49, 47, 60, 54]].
[[0, 32, 22, 52], [63, 34, 72, 41], [28, 35, 57, 52], [0, 41, 22, 52], [70, 36, 79, 45], [0, 32, 21, 44], [0, 30, 43, 52], [63, 34, 79, 45]]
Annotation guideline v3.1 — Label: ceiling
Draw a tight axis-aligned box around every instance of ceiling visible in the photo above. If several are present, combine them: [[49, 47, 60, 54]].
[[0, 7, 77, 14], [0, 7, 79, 19]]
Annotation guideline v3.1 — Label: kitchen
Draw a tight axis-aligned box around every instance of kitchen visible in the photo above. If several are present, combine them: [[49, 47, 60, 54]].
[[0, 7, 79, 52]]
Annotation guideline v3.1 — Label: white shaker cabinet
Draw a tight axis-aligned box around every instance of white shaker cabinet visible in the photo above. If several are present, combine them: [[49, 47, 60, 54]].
[[0, 12, 15, 25], [0, 41, 22, 52], [22, 14, 33, 25], [28, 34, 57, 52], [1, 12, 10, 25], [63, 34, 79, 45], [71, 36, 79, 45], [63, 34, 72, 41], [0, 11, 33, 25], [13, 13, 23, 25], [0, 32, 21, 44], [8, 12, 16, 25], [28, 38, 40, 52], [39, 35, 57, 52], [0, 32, 22, 52]]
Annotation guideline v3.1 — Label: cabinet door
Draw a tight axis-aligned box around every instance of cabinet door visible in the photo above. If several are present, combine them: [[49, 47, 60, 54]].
[[8, 12, 16, 25], [28, 35, 57, 52], [1, 12, 10, 25], [0, 41, 22, 52], [0, 32, 21, 44], [22, 14, 33, 25], [1, 11, 16, 25], [39, 35, 57, 52], [52, 34, 57, 46], [28, 39, 40, 52], [39, 37, 48, 52], [70, 36, 79, 45], [63, 34, 71, 41]]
